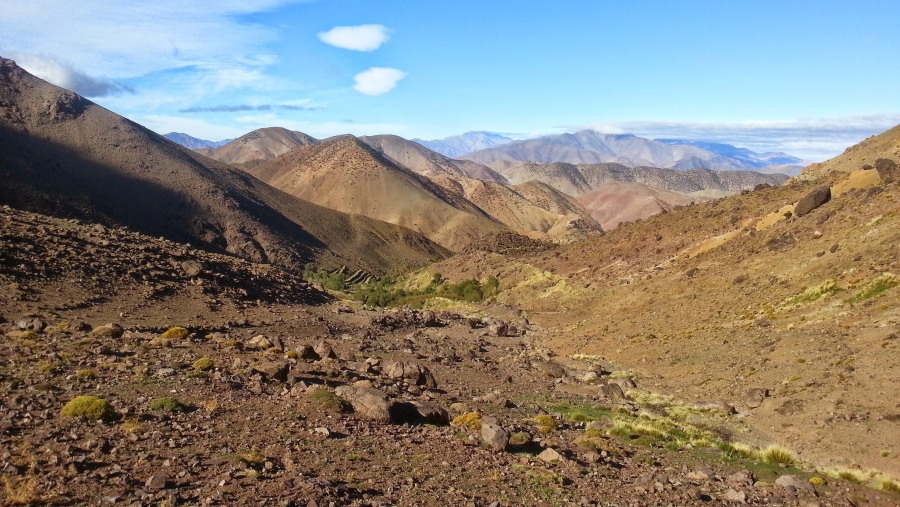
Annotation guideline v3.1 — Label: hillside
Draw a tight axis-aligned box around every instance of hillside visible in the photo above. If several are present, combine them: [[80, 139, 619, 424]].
[[359, 134, 507, 182], [430, 144, 899, 480], [249, 136, 509, 251], [0, 58, 448, 274], [198, 127, 319, 168], [576, 181, 700, 230], [799, 124, 900, 181], [464, 130, 803, 173]]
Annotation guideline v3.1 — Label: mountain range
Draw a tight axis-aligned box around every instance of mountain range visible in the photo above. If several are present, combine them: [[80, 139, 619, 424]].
[[163, 132, 232, 150], [0, 57, 447, 274], [413, 131, 515, 158], [461, 131, 805, 174]]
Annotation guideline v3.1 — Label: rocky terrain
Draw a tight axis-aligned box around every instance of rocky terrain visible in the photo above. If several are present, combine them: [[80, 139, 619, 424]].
[[1, 204, 896, 506]]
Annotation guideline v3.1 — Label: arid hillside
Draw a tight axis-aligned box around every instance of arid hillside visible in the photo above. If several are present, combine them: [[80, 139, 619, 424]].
[[430, 137, 900, 479], [198, 127, 318, 169], [0, 58, 447, 274], [249, 136, 511, 251]]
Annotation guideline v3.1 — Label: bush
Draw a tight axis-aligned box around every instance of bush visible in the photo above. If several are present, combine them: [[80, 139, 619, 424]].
[[61, 396, 117, 422], [160, 326, 189, 340], [192, 357, 214, 371], [150, 397, 187, 413], [451, 411, 483, 431], [307, 388, 351, 413], [532, 414, 558, 434], [759, 445, 797, 466]]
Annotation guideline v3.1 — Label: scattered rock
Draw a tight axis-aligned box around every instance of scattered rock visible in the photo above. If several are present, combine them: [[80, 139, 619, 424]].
[[480, 416, 509, 451], [537, 447, 565, 463], [314, 341, 337, 360], [91, 323, 124, 338], [383, 361, 437, 388], [745, 388, 769, 409], [609, 377, 637, 390], [246, 335, 275, 350], [180, 260, 203, 277], [16, 317, 46, 331], [600, 383, 626, 401], [775, 474, 815, 493], [295, 345, 319, 360], [874, 158, 898, 183], [794, 187, 831, 216], [250, 361, 290, 382], [722, 488, 747, 503], [145, 474, 168, 490], [334, 386, 393, 422]]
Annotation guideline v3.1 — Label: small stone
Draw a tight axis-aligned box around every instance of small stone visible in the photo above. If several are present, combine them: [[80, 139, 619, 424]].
[[745, 388, 769, 409], [334, 385, 393, 422], [775, 474, 815, 493], [600, 383, 625, 400], [537, 447, 565, 463], [246, 335, 274, 350], [91, 323, 124, 338], [145, 474, 167, 490], [383, 361, 437, 389], [722, 488, 746, 503], [314, 341, 337, 360]]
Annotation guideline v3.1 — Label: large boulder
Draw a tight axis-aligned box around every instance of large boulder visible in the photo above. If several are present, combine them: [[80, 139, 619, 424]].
[[875, 158, 898, 183], [334, 385, 393, 422], [383, 361, 437, 389], [794, 187, 831, 216]]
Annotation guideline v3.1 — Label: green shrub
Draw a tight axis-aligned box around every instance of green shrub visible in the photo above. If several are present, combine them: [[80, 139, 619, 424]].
[[759, 445, 797, 466], [307, 388, 351, 413], [60, 396, 117, 422], [850, 273, 897, 302], [160, 326, 189, 340], [192, 357, 214, 371], [451, 412, 483, 431], [532, 414, 558, 434], [782, 279, 839, 306], [150, 397, 187, 413]]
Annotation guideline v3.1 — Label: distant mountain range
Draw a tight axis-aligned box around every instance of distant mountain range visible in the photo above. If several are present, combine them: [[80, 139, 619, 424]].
[[163, 132, 232, 150], [413, 131, 514, 158], [460, 131, 804, 174]]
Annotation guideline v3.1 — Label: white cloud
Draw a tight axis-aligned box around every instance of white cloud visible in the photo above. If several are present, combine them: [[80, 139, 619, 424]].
[[576, 114, 900, 161], [317, 24, 391, 51], [0, 1, 300, 79], [11, 53, 131, 97], [353, 67, 406, 96]]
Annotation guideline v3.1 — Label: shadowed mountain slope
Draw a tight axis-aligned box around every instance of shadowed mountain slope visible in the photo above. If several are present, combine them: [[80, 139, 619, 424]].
[[0, 57, 447, 274]]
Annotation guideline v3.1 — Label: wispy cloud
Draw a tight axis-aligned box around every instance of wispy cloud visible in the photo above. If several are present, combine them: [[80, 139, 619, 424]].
[[317, 24, 391, 51], [353, 67, 406, 96], [11, 53, 132, 97], [0, 1, 300, 90], [572, 114, 900, 161], [180, 103, 322, 113]]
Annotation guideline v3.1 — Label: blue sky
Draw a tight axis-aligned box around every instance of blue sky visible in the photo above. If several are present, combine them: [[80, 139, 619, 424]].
[[2, 0, 899, 160]]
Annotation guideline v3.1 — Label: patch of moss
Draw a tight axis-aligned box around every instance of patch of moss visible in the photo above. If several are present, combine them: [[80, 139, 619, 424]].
[[149, 397, 187, 413], [532, 414, 558, 434], [60, 395, 117, 422], [192, 357, 214, 371], [451, 411, 482, 431], [160, 326, 189, 340], [307, 388, 351, 413]]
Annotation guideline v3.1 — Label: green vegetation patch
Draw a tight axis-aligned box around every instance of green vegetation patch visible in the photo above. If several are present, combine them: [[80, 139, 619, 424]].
[[782, 279, 840, 307], [60, 396, 117, 422], [307, 388, 352, 413], [149, 397, 188, 413], [849, 273, 897, 302], [353, 272, 501, 308]]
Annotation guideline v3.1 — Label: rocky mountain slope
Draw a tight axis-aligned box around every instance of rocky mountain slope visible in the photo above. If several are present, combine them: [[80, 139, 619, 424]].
[[198, 127, 319, 169], [576, 181, 700, 230], [1, 204, 895, 506], [463, 130, 803, 173], [359, 134, 507, 183], [799, 124, 900, 181], [0, 58, 447, 274], [429, 132, 900, 482], [413, 130, 514, 158], [248, 136, 509, 251]]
